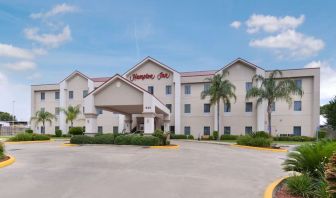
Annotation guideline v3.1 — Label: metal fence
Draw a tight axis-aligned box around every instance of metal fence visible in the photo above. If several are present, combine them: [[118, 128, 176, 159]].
[[0, 126, 28, 136]]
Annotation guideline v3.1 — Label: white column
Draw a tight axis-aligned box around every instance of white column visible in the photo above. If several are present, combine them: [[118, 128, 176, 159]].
[[144, 113, 155, 133], [214, 102, 219, 131], [173, 72, 181, 134], [59, 80, 68, 133], [164, 114, 170, 132], [256, 68, 266, 132]]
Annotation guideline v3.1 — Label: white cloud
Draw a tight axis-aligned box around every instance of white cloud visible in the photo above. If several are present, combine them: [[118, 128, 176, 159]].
[[24, 25, 71, 48], [230, 21, 241, 29], [246, 14, 305, 33], [304, 61, 336, 101], [4, 61, 36, 71], [30, 3, 78, 19], [0, 43, 35, 59], [249, 30, 324, 58]]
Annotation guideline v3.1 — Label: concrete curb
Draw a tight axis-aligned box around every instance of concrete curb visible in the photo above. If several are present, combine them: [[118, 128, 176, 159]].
[[149, 144, 179, 149], [5, 140, 53, 144], [0, 155, 16, 168], [263, 176, 288, 198], [61, 143, 78, 147], [231, 144, 288, 152]]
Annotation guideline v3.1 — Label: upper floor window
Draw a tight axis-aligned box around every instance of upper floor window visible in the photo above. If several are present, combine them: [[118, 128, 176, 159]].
[[55, 107, 60, 116], [271, 102, 275, 112], [295, 79, 302, 89], [148, 86, 154, 94], [224, 126, 231, 135], [204, 103, 211, 113], [96, 108, 103, 115], [83, 90, 88, 98], [246, 82, 253, 92], [41, 92, 45, 100], [184, 84, 191, 95], [184, 126, 191, 135], [184, 104, 191, 113], [166, 104, 172, 113], [245, 126, 253, 135], [204, 83, 211, 92], [55, 91, 60, 100], [224, 102, 231, 112], [245, 102, 253, 112], [204, 126, 210, 135], [294, 101, 302, 111], [166, 85, 172, 95], [69, 91, 74, 99], [293, 126, 301, 136]]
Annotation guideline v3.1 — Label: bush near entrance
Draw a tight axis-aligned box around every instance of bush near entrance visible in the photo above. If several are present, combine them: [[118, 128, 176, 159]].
[[69, 127, 84, 135], [237, 131, 272, 147], [55, 129, 63, 137], [8, 133, 50, 142], [0, 142, 4, 160], [170, 134, 194, 140]]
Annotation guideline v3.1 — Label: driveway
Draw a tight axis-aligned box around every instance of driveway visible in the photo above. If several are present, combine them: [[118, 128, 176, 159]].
[[0, 140, 287, 198]]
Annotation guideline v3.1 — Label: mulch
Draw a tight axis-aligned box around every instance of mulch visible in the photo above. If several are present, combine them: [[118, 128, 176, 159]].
[[275, 184, 302, 198], [0, 155, 10, 163]]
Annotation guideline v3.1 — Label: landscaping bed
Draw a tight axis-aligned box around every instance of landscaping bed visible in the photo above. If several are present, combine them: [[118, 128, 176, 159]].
[[7, 133, 50, 142], [0, 155, 10, 163]]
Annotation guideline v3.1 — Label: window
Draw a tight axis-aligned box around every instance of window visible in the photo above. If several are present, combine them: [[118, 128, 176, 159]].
[[224, 102, 231, 112], [293, 126, 301, 136], [55, 107, 60, 116], [246, 82, 253, 92], [55, 91, 60, 100], [165, 85, 172, 95], [166, 104, 172, 113], [245, 102, 253, 112], [98, 126, 103, 133], [204, 126, 210, 135], [41, 108, 45, 112], [41, 92, 45, 100], [204, 83, 210, 92], [294, 101, 302, 111], [184, 104, 191, 113], [295, 79, 302, 89], [41, 126, 45, 134], [204, 103, 211, 113], [272, 102, 275, 112], [170, 126, 175, 133], [245, 126, 253, 134], [148, 86, 154, 94], [184, 126, 191, 135], [83, 90, 88, 98], [184, 84, 191, 95], [224, 126, 231, 135], [96, 108, 103, 115], [113, 126, 118, 134], [69, 91, 74, 99]]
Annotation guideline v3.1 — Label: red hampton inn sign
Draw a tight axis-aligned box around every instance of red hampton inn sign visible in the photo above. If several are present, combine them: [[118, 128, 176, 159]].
[[130, 72, 170, 81]]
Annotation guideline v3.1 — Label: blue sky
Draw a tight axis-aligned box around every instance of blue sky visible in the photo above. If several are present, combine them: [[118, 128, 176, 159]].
[[0, 0, 335, 120]]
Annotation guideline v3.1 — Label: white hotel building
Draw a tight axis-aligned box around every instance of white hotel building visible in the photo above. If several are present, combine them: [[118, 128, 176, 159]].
[[31, 57, 320, 137]]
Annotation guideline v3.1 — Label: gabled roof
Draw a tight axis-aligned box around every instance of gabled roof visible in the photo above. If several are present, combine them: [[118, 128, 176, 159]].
[[123, 56, 179, 77], [216, 58, 265, 73], [59, 70, 91, 83], [90, 77, 111, 82], [181, 70, 217, 77]]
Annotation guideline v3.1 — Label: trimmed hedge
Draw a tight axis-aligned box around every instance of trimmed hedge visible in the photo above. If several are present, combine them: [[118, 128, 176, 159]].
[[55, 129, 62, 137], [220, 134, 239, 140], [130, 135, 160, 146], [273, 136, 315, 142], [114, 135, 133, 145], [213, 131, 219, 140], [25, 129, 33, 134], [69, 127, 84, 135], [93, 134, 115, 144], [70, 135, 95, 144], [170, 134, 194, 140], [8, 133, 50, 142], [0, 142, 4, 159], [237, 135, 272, 147]]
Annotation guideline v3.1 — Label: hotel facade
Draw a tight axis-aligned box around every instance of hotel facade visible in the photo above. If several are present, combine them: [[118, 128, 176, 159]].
[[31, 57, 320, 137]]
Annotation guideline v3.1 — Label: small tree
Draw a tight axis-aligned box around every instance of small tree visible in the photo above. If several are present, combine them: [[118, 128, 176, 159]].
[[321, 97, 336, 130], [246, 70, 303, 135], [30, 111, 56, 134], [61, 105, 81, 128]]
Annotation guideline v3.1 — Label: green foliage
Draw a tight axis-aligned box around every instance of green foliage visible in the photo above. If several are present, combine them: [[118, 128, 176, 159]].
[[8, 133, 50, 141], [283, 141, 336, 178], [170, 134, 193, 139], [0, 111, 16, 121], [93, 134, 114, 144], [318, 130, 327, 139], [286, 174, 315, 198], [69, 127, 84, 135], [273, 136, 316, 142], [152, 129, 169, 145], [220, 134, 238, 140], [325, 152, 336, 196], [25, 129, 33, 134], [237, 135, 272, 147], [61, 105, 81, 127], [0, 142, 4, 159], [213, 131, 219, 140], [70, 135, 94, 144], [130, 135, 160, 146], [30, 110, 56, 131], [321, 97, 336, 130], [250, 131, 270, 138], [55, 129, 62, 137], [114, 135, 133, 145], [187, 135, 194, 140]]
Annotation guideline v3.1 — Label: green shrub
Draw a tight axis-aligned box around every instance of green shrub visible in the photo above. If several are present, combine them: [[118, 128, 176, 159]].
[[220, 134, 238, 140], [286, 174, 315, 198], [55, 129, 62, 137], [237, 135, 272, 147], [70, 135, 94, 144], [0, 142, 4, 159], [318, 130, 327, 139], [251, 131, 270, 139], [62, 134, 71, 138], [32, 133, 50, 141], [114, 135, 133, 145], [152, 129, 168, 145], [273, 136, 316, 142], [8, 133, 50, 141], [237, 135, 252, 145], [130, 135, 160, 146], [283, 140, 336, 178], [171, 134, 187, 139], [93, 134, 114, 144], [69, 127, 84, 135], [187, 135, 194, 140], [25, 129, 33, 133], [213, 131, 219, 140]]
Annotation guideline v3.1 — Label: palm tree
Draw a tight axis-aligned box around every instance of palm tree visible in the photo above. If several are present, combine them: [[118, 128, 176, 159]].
[[246, 70, 303, 135], [61, 105, 81, 128], [30, 110, 56, 134], [201, 71, 236, 138]]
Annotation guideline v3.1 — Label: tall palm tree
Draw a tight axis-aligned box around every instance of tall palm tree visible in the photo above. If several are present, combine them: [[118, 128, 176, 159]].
[[30, 110, 56, 134], [201, 71, 236, 138], [61, 105, 81, 128], [246, 70, 303, 135]]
